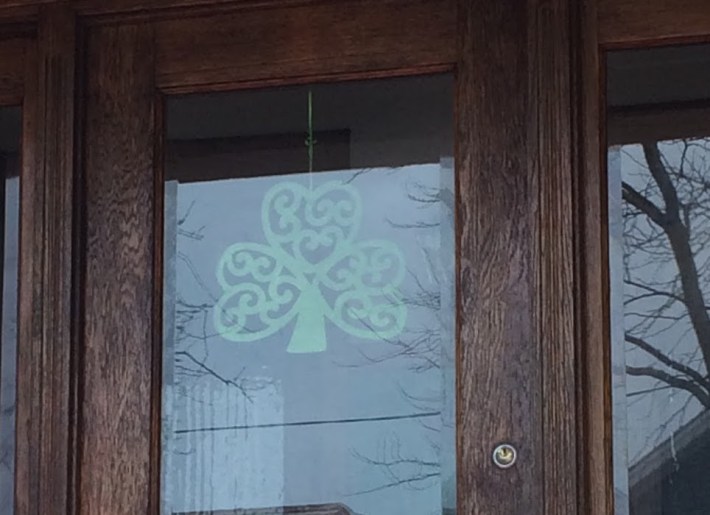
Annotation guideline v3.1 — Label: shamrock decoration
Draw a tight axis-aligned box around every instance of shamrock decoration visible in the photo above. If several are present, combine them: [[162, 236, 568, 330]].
[[214, 180, 407, 353]]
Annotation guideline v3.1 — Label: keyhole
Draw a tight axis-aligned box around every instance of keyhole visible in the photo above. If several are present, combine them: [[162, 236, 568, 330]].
[[492, 444, 517, 469]]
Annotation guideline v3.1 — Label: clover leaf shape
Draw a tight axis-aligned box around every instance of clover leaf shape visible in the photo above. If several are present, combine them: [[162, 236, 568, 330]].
[[213, 180, 407, 353]]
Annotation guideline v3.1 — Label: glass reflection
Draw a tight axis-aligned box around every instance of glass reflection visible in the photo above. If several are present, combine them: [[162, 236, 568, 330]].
[[608, 44, 710, 515], [162, 76, 455, 515]]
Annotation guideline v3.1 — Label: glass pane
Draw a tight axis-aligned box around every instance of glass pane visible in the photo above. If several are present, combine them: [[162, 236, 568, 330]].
[[608, 44, 710, 514], [0, 107, 21, 515], [161, 75, 455, 515]]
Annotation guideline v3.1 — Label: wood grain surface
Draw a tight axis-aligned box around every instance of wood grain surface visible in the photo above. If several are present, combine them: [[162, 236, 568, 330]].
[[155, 0, 455, 91], [532, 0, 579, 512], [79, 21, 156, 515], [600, 0, 710, 47], [577, 0, 614, 513], [15, 6, 77, 515], [456, 0, 542, 512], [1, 0, 710, 47], [0, 36, 28, 105]]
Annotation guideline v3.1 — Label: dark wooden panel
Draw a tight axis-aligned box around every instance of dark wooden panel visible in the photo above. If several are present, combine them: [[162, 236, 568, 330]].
[[80, 22, 156, 515], [456, 0, 542, 513], [0, 0, 49, 8], [578, 0, 614, 513], [155, 0, 455, 92], [15, 6, 77, 515], [609, 103, 710, 145], [0, 37, 28, 105], [599, 0, 710, 47]]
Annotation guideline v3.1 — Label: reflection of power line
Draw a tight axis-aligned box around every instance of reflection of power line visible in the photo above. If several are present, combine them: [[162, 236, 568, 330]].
[[174, 411, 441, 435]]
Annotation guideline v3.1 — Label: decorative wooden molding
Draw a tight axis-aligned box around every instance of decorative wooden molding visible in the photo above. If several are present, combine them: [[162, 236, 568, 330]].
[[15, 5, 78, 515]]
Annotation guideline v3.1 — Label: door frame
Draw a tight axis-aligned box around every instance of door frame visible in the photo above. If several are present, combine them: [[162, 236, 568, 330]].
[[0, 0, 707, 514]]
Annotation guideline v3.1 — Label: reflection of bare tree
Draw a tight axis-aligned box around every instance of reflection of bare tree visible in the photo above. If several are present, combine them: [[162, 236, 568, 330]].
[[167, 170, 455, 512], [344, 176, 455, 504], [173, 204, 263, 400], [166, 200, 274, 481], [621, 139, 710, 450], [350, 435, 439, 495]]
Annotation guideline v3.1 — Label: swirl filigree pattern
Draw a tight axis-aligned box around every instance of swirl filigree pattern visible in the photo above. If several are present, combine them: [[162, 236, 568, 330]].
[[214, 180, 407, 353]]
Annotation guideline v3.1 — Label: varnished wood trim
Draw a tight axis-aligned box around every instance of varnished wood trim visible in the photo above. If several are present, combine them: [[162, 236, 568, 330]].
[[15, 6, 77, 515], [599, 0, 710, 48], [532, 0, 578, 512], [0, 0, 420, 20], [458, 0, 587, 512], [154, 0, 455, 92], [0, 0, 705, 51], [79, 21, 156, 514], [456, 0, 543, 512], [578, 0, 614, 513]]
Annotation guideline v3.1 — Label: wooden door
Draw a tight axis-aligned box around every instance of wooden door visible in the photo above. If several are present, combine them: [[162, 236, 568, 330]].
[[0, 0, 710, 515], [71, 1, 578, 514]]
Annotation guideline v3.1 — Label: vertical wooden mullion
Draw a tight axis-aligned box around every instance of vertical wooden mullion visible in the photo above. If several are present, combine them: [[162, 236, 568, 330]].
[[457, 0, 585, 512], [532, 1, 579, 513], [456, 0, 542, 513], [16, 6, 77, 515], [79, 21, 156, 515]]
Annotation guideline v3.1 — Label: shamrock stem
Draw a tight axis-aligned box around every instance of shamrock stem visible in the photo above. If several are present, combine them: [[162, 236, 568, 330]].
[[287, 286, 327, 353]]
